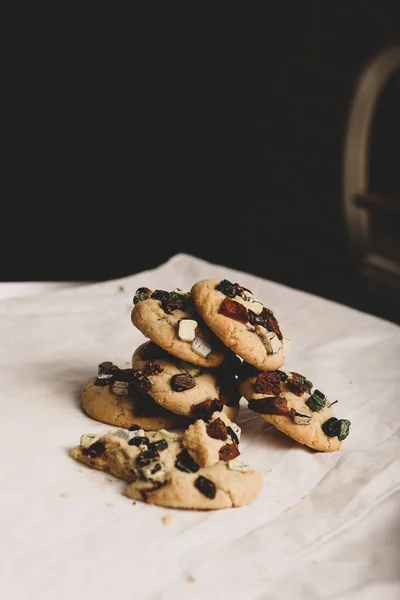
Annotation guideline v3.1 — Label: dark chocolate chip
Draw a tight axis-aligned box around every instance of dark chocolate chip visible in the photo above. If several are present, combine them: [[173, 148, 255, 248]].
[[216, 279, 238, 298], [194, 476, 216, 499], [129, 424, 141, 431], [147, 439, 168, 452], [132, 370, 151, 393], [175, 450, 199, 473], [151, 290, 170, 301], [128, 436, 149, 447], [82, 441, 106, 458], [226, 426, 239, 445]]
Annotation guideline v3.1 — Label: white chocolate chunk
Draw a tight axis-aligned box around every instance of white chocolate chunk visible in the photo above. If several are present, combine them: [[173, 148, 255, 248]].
[[255, 326, 282, 354], [290, 407, 312, 425], [178, 319, 198, 342], [113, 429, 130, 441], [242, 291, 264, 314], [110, 380, 130, 395], [141, 462, 166, 483], [230, 422, 241, 442], [80, 433, 101, 448], [227, 460, 251, 472], [128, 428, 145, 440], [97, 372, 113, 381], [191, 336, 212, 357], [282, 337, 292, 357], [155, 429, 181, 442], [177, 360, 202, 377]]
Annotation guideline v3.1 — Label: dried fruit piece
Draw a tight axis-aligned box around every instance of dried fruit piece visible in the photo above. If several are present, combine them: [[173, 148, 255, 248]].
[[277, 370, 288, 381], [219, 441, 240, 461], [194, 476, 216, 499], [151, 290, 170, 301], [133, 287, 152, 304], [171, 373, 196, 392], [306, 391, 326, 412], [206, 417, 228, 440], [82, 441, 106, 458], [191, 399, 223, 421], [132, 370, 151, 393], [254, 371, 282, 396], [248, 396, 290, 416], [143, 361, 164, 376], [287, 376, 309, 396], [175, 450, 199, 473], [216, 279, 238, 297], [161, 296, 184, 314], [219, 297, 249, 324]]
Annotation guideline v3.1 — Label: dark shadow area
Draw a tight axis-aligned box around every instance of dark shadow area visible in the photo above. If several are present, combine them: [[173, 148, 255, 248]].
[[3, 2, 399, 323]]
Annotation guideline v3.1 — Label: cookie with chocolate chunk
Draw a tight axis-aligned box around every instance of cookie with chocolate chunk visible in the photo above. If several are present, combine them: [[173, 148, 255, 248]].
[[191, 279, 290, 371], [132, 342, 240, 420], [71, 428, 263, 510], [131, 287, 225, 367], [183, 411, 241, 468], [80, 363, 188, 430], [239, 368, 350, 452]]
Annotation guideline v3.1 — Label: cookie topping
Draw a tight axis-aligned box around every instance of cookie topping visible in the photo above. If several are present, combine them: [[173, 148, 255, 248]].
[[155, 429, 181, 442], [191, 336, 212, 358], [140, 461, 166, 483], [95, 372, 114, 386], [306, 390, 327, 412], [227, 460, 251, 472], [113, 429, 130, 440], [136, 448, 160, 467], [277, 370, 288, 381], [322, 417, 351, 440], [191, 399, 223, 421], [178, 319, 198, 342], [290, 407, 312, 425], [143, 361, 164, 376], [132, 370, 151, 393], [194, 476, 217, 499], [171, 373, 196, 392], [226, 424, 240, 444], [128, 436, 149, 447], [151, 290, 170, 301], [175, 449, 200, 473], [219, 297, 249, 324], [80, 433, 101, 448], [147, 439, 168, 452], [110, 380, 130, 395], [98, 361, 117, 374], [219, 441, 240, 461], [216, 279, 238, 298], [133, 287, 152, 304], [254, 371, 282, 395], [248, 396, 290, 416], [82, 441, 106, 458], [255, 327, 282, 354], [161, 296, 185, 314], [206, 417, 228, 440], [287, 374, 310, 396]]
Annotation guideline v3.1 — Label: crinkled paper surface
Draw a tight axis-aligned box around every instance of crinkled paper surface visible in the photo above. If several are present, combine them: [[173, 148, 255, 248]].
[[1, 254, 399, 600]]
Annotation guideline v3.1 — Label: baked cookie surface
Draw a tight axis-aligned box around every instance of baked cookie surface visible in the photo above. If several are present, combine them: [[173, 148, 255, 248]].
[[239, 366, 351, 452], [132, 342, 240, 421], [191, 279, 289, 371], [71, 429, 263, 510], [81, 363, 188, 430], [131, 287, 225, 367]]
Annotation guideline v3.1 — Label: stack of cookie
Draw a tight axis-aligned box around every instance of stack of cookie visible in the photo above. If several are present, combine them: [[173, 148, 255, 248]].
[[73, 278, 350, 510]]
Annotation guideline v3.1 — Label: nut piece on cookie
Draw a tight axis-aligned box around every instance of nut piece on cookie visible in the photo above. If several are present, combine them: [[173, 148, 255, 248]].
[[239, 368, 351, 452]]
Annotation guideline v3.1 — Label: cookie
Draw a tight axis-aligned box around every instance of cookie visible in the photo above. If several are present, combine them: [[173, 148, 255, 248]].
[[183, 410, 242, 467], [71, 428, 263, 510], [80, 362, 188, 430], [191, 279, 290, 371], [239, 366, 351, 452], [132, 342, 240, 421], [131, 287, 225, 367]]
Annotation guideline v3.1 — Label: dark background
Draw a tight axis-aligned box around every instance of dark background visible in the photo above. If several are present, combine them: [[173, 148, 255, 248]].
[[3, 2, 400, 322]]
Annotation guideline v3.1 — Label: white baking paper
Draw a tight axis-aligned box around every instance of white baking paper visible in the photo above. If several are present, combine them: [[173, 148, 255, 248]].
[[1, 254, 399, 600]]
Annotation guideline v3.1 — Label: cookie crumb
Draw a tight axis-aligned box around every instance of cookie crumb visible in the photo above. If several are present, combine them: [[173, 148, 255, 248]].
[[302, 494, 308, 500], [118, 285, 125, 292], [284, 506, 292, 512], [188, 574, 196, 583], [132, 501, 136, 505], [268, 469, 272, 472], [162, 513, 174, 525], [59, 492, 69, 498]]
